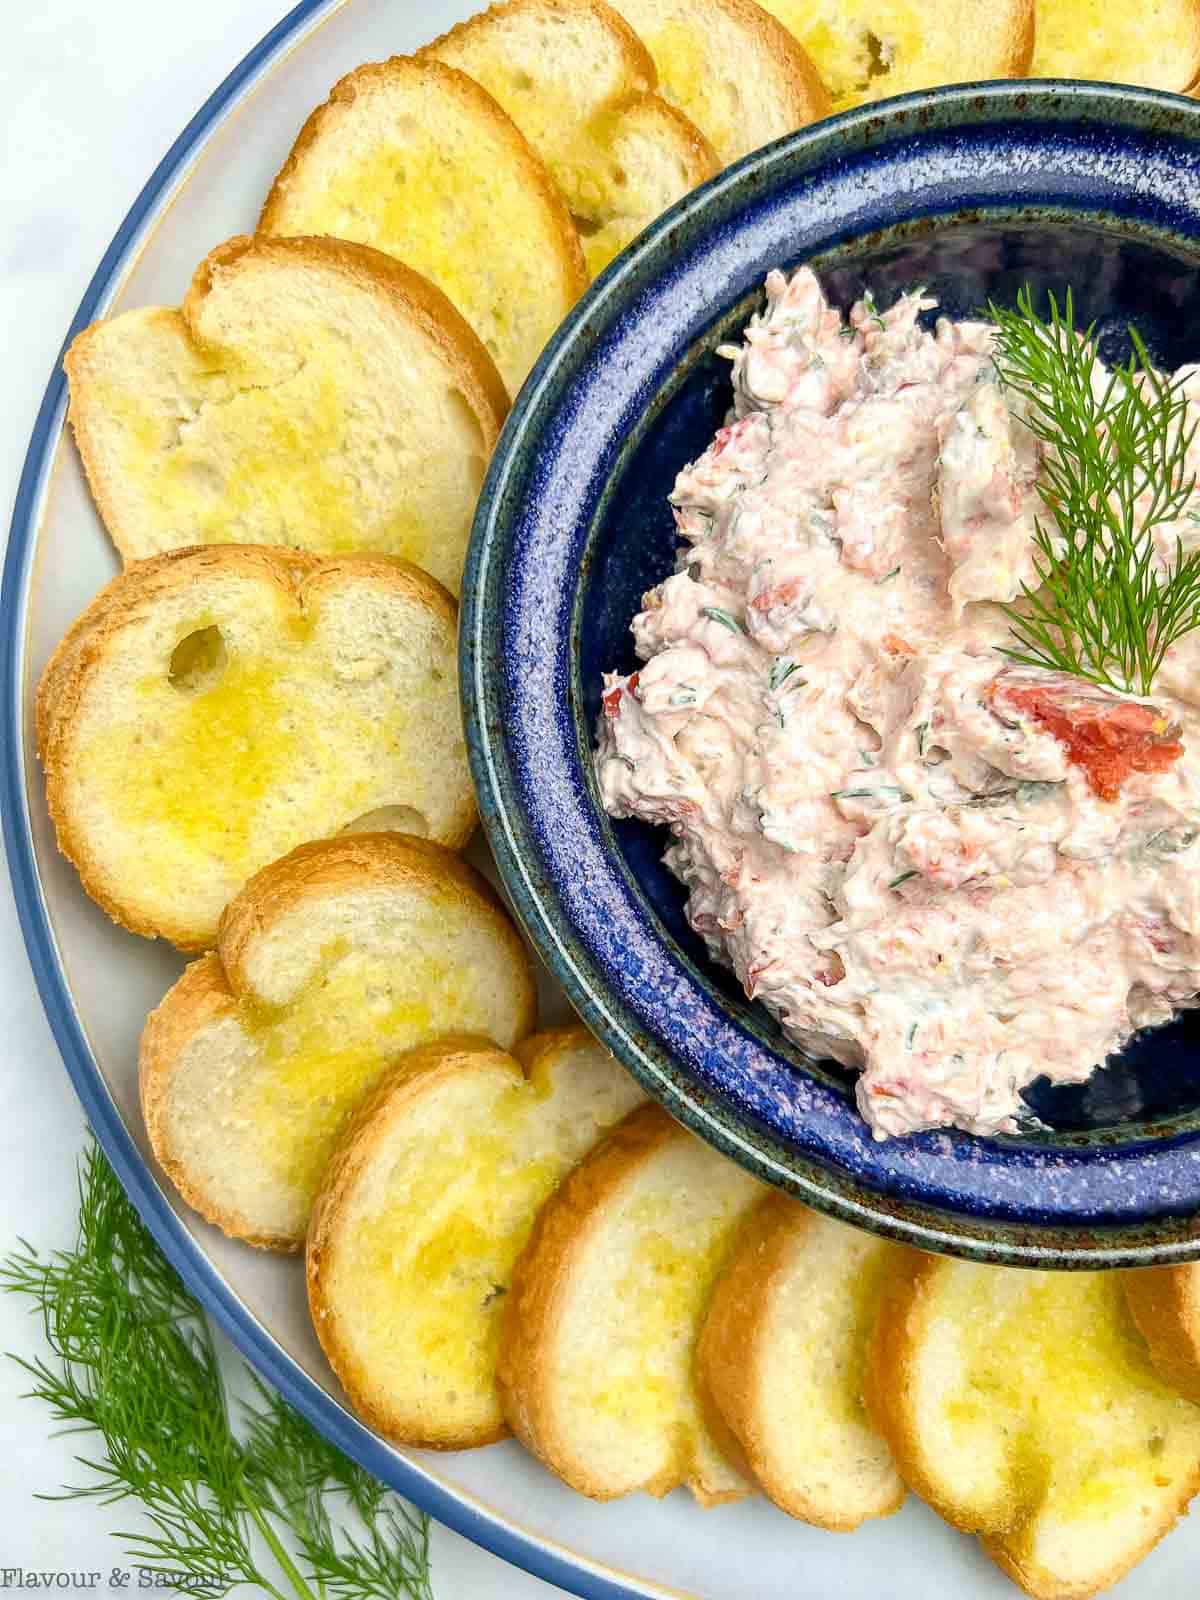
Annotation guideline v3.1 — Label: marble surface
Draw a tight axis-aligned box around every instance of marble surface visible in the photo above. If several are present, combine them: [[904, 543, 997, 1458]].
[[0, 4, 557, 1594]]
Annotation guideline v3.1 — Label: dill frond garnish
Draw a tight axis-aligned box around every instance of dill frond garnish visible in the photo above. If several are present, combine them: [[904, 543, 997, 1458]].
[[0, 1142, 433, 1600], [987, 285, 1200, 695]]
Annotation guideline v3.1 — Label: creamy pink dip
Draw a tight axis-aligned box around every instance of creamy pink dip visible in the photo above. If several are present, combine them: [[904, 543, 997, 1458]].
[[595, 267, 1200, 1139]]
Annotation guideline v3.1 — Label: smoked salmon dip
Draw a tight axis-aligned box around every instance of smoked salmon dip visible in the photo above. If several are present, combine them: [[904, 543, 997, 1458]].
[[595, 267, 1199, 1139]]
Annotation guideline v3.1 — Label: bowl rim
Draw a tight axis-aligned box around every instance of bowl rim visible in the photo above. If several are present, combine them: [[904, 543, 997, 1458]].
[[462, 77, 1200, 1269]]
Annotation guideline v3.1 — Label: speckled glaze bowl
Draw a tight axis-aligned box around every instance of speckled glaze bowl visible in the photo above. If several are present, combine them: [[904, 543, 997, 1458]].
[[462, 81, 1200, 1268]]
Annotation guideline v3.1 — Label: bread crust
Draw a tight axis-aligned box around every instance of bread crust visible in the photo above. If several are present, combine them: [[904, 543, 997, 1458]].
[[307, 1035, 521, 1449], [511, 1021, 596, 1073], [607, 0, 829, 161], [259, 55, 587, 307], [38, 546, 310, 948], [499, 1103, 677, 1496], [629, 91, 718, 183], [698, 1193, 904, 1530], [1005, 0, 1036, 74], [864, 1250, 1016, 1534], [186, 233, 509, 429], [307, 1023, 642, 1449], [419, 0, 718, 267], [217, 832, 530, 1006], [710, 0, 831, 126], [64, 307, 182, 563], [419, 0, 717, 186], [36, 547, 474, 951], [983, 1538, 1140, 1600], [138, 835, 536, 1249], [1125, 1264, 1200, 1406], [65, 234, 508, 566], [982, 1484, 1200, 1600], [956, 0, 1035, 78], [36, 544, 315, 767], [138, 954, 301, 1250], [694, 1193, 791, 1490], [422, 0, 658, 92], [867, 1254, 1200, 1599], [498, 1102, 747, 1504]]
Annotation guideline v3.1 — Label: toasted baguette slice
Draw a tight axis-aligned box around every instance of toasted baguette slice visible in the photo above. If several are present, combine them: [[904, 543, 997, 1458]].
[[697, 1195, 903, 1530], [1030, 0, 1200, 91], [1126, 1264, 1200, 1406], [421, 0, 717, 276], [307, 1026, 645, 1448], [140, 834, 537, 1249], [260, 57, 587, 392], [865, 1254, 1200, 1600], [752, 0, 1033, 113], [602, 0, 829, 165], [499, 1103, 760, 1504], [64, 234, 506, 591], [37, 547, 473, 950], [575, 94, 717, 275]]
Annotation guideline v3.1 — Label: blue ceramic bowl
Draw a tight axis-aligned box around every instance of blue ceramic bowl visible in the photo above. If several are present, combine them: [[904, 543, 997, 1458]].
[[462, 81, 1200, 1267]]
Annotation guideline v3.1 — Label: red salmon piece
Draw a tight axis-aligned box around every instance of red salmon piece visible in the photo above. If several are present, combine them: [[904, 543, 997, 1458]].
[[709, 416, 758, 461], [750, 576, 806, 612], [602, 671, 640, 719], [987, 671, 1183, 801], [880, 632, 917, 659]]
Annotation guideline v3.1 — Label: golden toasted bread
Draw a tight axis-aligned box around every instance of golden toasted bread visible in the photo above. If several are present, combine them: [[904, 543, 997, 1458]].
[[64, 234, 506, 591], [603, 0, 829, 164], [499, 1103, 761, 1504], [698, 1195, 904, 1530], [260, 56, 587, 392], [575, 92, 716, 272], [307, 1027, 645, 1449], [422, 0, 717, 276], [866, 1253, 1200, 1599], [140, 834, 537, 1248], [1126, 1264, 1200, 1407], [754, 0, 1033, 112], [1030, 0, 1200, 91], [37, 547, 473, 950]]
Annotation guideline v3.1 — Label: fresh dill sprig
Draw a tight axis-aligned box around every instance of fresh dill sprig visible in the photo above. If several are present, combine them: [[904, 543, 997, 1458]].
[[240, 1376, 433, 1600], [987, 284, 1200, 696], [0, 1142, 433, 1600]]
